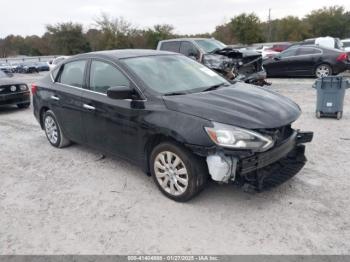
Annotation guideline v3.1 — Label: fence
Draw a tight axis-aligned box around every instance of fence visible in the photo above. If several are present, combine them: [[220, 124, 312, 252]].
[[0, 55, 60, 64]]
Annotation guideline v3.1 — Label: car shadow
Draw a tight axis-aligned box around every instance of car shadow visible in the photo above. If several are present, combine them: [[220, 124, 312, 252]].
[[0, 105, 23, 115]]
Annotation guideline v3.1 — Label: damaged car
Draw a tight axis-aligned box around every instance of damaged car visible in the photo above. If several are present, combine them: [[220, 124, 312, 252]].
[[157, 38, 268, 86], [33, 50, 313, 202]]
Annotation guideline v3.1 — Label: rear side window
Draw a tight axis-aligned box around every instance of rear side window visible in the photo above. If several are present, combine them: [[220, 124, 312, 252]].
[[159, 41, 181, 53], [89, 60, 130, 94], [59, 60, 86, 88], [297, 47, 321, 55], [180, 41, 199, 57]]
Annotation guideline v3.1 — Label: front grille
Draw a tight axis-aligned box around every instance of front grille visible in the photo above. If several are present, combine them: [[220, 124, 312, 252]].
[[256, 125, 294, 146], [0, 85, 19, 94]]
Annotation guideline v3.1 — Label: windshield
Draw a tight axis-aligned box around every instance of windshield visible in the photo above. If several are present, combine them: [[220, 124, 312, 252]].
[[194, 39, 226, 53], [123, 55, 229, 95]]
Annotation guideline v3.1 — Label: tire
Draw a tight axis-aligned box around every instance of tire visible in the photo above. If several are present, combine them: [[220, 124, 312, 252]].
[[316, 111, 321, 119], [43, 110, 71, 148], [315, 64, 332, 78], [150, 141, 208, 202], [17, 103, 30, 109], [336, 112, 342, 120]]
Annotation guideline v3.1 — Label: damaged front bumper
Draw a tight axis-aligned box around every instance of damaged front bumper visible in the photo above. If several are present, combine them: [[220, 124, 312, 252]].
[[192, 130, 313, 191]]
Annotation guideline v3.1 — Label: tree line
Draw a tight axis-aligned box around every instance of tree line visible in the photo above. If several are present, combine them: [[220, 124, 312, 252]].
[[0, 6, 349, 58]]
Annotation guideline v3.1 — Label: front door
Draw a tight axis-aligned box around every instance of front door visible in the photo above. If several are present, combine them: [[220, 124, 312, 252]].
[[81, 59, 144, 161]]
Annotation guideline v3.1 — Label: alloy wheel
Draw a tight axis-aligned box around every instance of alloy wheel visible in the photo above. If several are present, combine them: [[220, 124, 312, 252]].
[[316, 65, 330, 78], [154, 151, 189, 196], [44, 115, 58, 144]]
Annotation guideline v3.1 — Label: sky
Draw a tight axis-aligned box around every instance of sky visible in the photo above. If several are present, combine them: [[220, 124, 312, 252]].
[[1, 0, 350, 38]]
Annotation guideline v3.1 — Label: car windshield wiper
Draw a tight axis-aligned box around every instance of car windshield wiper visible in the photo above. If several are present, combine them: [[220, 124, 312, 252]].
[[163, 91, 188, 96], [201, 82, 230, 92]]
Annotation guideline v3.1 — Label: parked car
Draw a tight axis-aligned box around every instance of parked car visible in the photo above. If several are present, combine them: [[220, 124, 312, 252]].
[[17, 62, 39, 73], [157, 38, 268, 86], [287, 37, 343, 50], [0, 63, 13, 75], [254, 45, 279, 59], [34, 62, 50, 72], [0, 70, 30, 108], [48, 56, 70, 70], [341, 39, 350, 52], [33, 50, 313, 202], [269, 42, 292, 52], [263, 45, 349, 78]]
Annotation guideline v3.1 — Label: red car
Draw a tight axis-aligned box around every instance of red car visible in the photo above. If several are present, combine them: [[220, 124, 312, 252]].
[[269, 43, 292, 52]]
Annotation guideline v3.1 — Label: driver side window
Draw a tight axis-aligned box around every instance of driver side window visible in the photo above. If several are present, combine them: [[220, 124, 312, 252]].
[[280, 48, 297, 58], [89, 60, 130, 94], [180, 41, 199, 59]]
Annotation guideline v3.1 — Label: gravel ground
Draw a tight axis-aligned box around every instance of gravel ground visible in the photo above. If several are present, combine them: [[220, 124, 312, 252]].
[[0, 73, 350, 255]]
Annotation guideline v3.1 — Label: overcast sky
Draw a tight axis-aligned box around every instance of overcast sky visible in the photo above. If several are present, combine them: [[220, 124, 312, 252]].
[[1, 0, 350, 37]]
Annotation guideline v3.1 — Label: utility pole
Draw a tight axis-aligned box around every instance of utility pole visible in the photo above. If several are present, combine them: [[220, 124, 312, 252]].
[[268, 8, 272, 42]]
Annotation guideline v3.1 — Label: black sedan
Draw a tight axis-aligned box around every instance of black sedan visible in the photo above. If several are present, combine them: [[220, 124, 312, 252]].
[[263, 45, 349, 78], [33, 50, 313, 201], [0, 70, 30, 108]]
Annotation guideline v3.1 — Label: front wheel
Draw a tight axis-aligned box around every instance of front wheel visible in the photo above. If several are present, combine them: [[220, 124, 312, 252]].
[[150, 142, 208, 202], [43, 110, 71, 148], [315, 64, 332, 78]]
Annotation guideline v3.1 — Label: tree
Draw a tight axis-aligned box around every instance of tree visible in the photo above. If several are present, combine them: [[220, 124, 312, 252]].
[[143, 24, 175, 49], [306, 6, 350, 38], [229, 13, 265, 44], [212, 24, 236, 44], [46, 22, 91, 55], [269, 16, 310, 42], [94, 14, 134, 49]]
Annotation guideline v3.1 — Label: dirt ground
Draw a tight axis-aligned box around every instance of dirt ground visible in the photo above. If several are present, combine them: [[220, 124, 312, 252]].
[[0, 73, 349, 254]]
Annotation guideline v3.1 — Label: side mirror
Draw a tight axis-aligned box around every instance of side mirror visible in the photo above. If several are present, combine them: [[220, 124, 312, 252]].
[[107, 86, 134, 100], [49, 60, 53, 65]]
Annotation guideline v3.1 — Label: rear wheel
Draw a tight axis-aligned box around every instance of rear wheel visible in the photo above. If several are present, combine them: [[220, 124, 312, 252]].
[[17, 103, 30, 109], [316, 111, 321, 118], [315, 64, 332, 78], [150, 142, 208, 202], [43, 110, 71, 148], [336, 112, 342, 120]]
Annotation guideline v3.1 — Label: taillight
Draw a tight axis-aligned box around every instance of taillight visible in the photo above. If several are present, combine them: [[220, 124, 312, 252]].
[[336, 53, 348, 62], [31, 84, 37, 94]]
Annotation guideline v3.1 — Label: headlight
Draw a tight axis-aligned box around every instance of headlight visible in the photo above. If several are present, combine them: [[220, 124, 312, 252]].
[[202, 54, 230, 70], [19, 84, 28, 91], [205, 122, 274, 152]]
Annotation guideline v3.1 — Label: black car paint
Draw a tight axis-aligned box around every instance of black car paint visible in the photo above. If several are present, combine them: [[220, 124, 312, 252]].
[[0, 77, 30, 106], [263, 45, 348, 77], [33, 50, 311, 184]]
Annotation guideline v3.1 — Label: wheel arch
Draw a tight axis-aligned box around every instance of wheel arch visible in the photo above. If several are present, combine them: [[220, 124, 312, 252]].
[[143, 133, 189, 175], [315, 62, 333, 75], [39, 106, 50, 129]]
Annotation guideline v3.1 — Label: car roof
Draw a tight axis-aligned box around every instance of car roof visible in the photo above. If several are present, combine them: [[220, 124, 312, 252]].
[[159, 38, 210, 43], [287, 44, 342, 52], [73, 49, 176, 60]]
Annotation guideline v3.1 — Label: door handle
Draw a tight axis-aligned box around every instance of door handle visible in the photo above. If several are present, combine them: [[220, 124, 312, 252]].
[[83, 104, 96, 111], [50, 95, 60, 101]]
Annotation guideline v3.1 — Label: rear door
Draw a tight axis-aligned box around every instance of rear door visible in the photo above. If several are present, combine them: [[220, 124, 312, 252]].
[[80, 59, 144, 161], [51, 59, 87, 143], [288, 47, 322, 76]]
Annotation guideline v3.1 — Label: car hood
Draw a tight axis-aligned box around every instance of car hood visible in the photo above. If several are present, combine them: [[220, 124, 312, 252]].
[[0, 78, 25, 86], [162, 82, 301, 129]]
